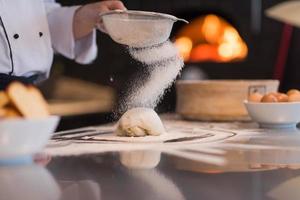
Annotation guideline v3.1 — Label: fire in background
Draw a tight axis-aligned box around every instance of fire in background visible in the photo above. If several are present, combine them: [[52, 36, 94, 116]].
[[174, 14, 248, 63]]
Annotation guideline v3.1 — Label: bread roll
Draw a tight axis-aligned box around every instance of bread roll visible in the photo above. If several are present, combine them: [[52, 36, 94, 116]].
[[7, 82, 49, 118]]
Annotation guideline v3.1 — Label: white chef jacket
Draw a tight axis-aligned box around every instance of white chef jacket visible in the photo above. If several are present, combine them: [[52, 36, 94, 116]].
[[0, 0, 98, 81]]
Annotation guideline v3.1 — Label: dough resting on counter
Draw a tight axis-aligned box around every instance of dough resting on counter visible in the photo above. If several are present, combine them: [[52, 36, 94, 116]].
[[115, 108, 165, 137]]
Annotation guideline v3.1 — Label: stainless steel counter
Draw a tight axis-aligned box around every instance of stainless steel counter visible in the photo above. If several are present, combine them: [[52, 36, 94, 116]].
[[2, 115, 300, 200]]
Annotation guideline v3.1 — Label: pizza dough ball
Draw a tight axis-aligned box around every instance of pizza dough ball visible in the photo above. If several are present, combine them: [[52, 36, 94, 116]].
[[116, 108, 165, 137]]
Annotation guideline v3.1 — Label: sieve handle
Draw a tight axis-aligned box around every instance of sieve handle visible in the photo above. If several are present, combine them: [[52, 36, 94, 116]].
[[176, 18, 189, 24]]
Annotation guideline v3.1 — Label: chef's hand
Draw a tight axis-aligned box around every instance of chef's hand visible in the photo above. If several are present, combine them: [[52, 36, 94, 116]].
[[73, 1, 126, 40]]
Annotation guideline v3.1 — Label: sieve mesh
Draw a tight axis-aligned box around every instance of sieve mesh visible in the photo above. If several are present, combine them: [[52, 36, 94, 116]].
[[100, 10, 188, 47]]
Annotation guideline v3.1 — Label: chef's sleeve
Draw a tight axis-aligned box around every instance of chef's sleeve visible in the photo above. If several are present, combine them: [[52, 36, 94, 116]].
[[44, 0, 98, 64]]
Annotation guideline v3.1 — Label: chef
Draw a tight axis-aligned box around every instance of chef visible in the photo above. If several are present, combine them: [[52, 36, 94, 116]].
[[0, 0, 126, 89]]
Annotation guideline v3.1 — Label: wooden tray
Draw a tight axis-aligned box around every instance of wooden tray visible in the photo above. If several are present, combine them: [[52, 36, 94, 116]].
[[176, 80, 279, 121]]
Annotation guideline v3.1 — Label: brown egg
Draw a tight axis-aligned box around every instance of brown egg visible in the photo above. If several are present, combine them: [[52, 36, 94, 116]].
[[261, 93, 278, 103], [287, 89, 300, 96], [268, 92, 278, 95], [248, 92, 263, 102], [288, 93, 300, 102], [274, 93, 289, 102]]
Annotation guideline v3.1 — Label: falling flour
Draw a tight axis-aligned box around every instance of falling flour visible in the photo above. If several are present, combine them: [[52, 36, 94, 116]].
[[120, 40, 184, 113]]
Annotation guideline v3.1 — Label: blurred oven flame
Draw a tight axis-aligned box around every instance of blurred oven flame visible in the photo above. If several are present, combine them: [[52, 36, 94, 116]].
[[218, 27, 248, 61], [202, 14, 222, 44], [174, 14, 248, 62], [174, 37, 193, 61]]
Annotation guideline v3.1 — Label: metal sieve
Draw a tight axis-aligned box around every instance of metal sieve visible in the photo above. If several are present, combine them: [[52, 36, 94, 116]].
[[99, 10, 188, 48]]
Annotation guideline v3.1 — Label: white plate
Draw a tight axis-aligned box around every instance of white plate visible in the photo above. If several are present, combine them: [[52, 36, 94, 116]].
[[244, 101, 300, 129], [0, 116, 60, 160]]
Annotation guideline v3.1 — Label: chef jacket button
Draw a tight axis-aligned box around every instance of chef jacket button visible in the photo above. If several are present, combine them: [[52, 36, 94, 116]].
[[13, 34, 19, 39], [39, 32, 43, 37]]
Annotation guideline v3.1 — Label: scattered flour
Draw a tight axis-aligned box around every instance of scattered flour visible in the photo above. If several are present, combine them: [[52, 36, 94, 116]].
[[119, 40, 184, 113], [129, 42, 180, 64]]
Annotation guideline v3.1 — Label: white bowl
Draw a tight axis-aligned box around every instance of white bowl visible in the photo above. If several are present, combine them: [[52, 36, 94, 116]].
[[244, 101, 300, 129], [100, 10, 188, 47], [0, 116, 60, 159]]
